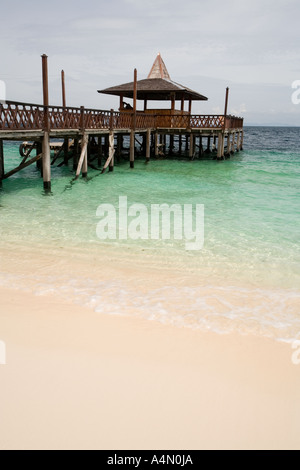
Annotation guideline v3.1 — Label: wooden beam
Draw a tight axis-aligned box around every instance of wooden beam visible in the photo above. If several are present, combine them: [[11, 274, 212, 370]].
[[4, 153, 42, 179]]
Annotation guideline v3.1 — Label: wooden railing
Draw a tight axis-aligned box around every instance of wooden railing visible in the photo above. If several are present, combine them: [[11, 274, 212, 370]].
[[0, 101, 243, 132]]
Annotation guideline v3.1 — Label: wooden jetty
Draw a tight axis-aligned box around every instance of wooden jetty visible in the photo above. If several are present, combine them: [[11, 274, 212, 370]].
[[0, 53, 244, 191]]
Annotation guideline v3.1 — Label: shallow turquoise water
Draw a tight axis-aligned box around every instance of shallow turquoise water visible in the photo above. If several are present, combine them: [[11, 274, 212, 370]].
[[1, 127, 300, 340]]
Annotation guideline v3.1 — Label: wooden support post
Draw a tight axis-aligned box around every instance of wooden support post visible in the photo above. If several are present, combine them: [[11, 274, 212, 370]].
[[185, 134, 189, 152], [181, 96, 184, 112], [224, 87, 229, 116], [116, 134, 122, 163], [109, 132, 114, 172], [42, 132, 51, 191], [240, 131, 244, 150], [154, 132, 159, 158], [130, 130, 135, 168], [104, 134, 109, 157], [231, 131, 236, 154], [36, 141, 42, 174], [236, 131, 241, 152], [75, 133, 88, 179], [171, 93, 175, 112], [179, 135, 182, 155], [207, 136, 211, 152], [189, 134, 194, 159], [199, 135, 203, 157], [61, 70, 66, 108], [225, 134, 230, 156], [82, 137, 88, 178], [169, 134, 174, 155], [101, 134, 115, 174], [41, 54, 51, 191], [63, 138, 69, 165], [217, 132, 225, 160], [73, 139, 79, 170], [97, 136, 103, 166], [0, 140, 4, 187], [133, 69, 137, 116], [146, 128, 151, 163]]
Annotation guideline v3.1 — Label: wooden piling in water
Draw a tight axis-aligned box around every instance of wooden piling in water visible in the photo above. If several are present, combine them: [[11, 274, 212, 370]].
[[0, 140, 4, 187], [217, 132, 225, 160], [130, 130, 135, 168], [146, 128, 151, 163], [42, 132, 51, 190], [154, 132, 159, 158], [36, 141, 42, 173], [109, 132, 114, 172], [63, 138, 69, 165], [41, 54, 51, 191], [75, 133, 88, 179], [97, 136, 103, 167], [189, 134, 194, 159]]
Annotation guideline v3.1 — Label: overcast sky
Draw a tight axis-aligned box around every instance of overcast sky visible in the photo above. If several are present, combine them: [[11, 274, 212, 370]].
[[1, 0, 300, 125]]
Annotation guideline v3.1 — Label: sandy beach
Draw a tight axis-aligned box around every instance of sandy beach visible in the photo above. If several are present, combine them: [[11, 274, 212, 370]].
[[1, 274, 300, 450]]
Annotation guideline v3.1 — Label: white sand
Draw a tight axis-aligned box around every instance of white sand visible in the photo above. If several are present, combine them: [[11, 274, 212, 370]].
[[1, 282, 300, 450]]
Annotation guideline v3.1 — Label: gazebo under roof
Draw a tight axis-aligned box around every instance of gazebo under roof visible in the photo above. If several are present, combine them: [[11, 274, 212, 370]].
[[97, 53, 208, 112]]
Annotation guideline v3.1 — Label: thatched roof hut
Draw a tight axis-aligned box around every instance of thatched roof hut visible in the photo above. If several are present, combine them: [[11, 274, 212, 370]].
[[98, 53, 208, 113]]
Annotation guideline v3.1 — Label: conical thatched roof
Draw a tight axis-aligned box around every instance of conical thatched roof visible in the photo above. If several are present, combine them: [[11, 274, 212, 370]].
[[147, 53, 171, 80], [98, 54, 208, 102]]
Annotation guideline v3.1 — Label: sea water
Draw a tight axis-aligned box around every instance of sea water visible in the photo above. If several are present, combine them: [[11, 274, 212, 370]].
[[0, 127, 299, 341]]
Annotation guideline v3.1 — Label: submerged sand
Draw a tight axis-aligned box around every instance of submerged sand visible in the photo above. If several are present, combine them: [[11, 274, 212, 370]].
[[0, 245, 300, 450]]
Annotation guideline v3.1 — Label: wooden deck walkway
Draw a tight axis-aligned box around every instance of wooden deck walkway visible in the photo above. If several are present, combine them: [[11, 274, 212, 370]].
[[0, 100, 244, 191]]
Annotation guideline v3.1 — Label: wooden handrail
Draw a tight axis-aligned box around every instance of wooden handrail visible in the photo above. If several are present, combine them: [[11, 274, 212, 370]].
[[0, 101, 243, 132]]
